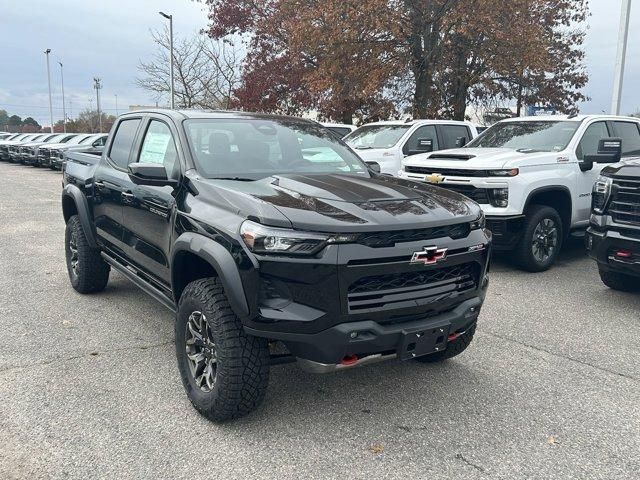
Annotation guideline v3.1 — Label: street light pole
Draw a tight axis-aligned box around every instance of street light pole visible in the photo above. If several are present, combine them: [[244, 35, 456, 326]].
[[93, 77, 103, 133], [159, 11, 175, 109], [611, 0, 632, 115], [115, 94, 119, 116], [58, 62, 67, 133], [44, 49, 54, 133]]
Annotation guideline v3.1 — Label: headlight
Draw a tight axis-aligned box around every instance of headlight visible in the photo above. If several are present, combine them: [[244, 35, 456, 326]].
[[240, 220, 356, 256], [592, 175, 612, 214], [488, 188, 509, 207], [470, 211, 485, 230], [487, 168, 519, 177]]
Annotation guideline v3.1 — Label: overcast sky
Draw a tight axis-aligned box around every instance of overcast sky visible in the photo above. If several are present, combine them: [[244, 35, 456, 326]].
[[0, 0, 638, 126]]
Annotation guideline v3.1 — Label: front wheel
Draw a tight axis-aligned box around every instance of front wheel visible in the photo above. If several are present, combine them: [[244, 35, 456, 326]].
[[175, 278, 270, 422], [598, 267, 640, 292], [514, 205, 563, 272]]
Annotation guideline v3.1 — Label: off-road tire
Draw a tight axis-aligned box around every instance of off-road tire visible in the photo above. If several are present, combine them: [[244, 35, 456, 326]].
[[598, 267, 640, 292], [175, 277, 270, 422], [65, 215, 110, 293], [514, 205, 563, 272], [414, 324, 476, 363]]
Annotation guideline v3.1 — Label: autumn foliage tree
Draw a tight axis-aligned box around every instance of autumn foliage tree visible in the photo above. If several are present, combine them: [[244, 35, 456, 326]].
[[205, 0, 589, 122]]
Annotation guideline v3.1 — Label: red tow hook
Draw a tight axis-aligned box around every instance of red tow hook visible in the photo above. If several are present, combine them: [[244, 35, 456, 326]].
[[448, 332, 459, 342], [615, 250, 633, 259], [340, 354, 359, 366]]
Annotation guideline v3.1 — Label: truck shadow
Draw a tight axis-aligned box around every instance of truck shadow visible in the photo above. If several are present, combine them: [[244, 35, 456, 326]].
[[491, 234, 587, 270]]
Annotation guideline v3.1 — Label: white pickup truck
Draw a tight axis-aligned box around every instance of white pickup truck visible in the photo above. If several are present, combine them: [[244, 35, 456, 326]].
[[399, 115, 640, 271], [345, 119, 478, 175]]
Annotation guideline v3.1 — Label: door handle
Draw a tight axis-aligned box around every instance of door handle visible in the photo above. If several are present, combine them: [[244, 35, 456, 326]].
[[94, 181, 105, 188], [121, 191, 135, 199]]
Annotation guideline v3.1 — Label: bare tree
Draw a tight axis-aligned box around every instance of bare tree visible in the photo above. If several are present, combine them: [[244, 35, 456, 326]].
[[136, 28, 243, 109]]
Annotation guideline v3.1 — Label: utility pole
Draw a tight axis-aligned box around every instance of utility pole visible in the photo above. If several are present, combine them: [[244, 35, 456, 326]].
[[93, 77, 103, 133], [115, 94, 119, 116], [611, 0, 632, 115], [44, 49, 54, 133], [159, 11, 175, 109], [58, 62, 67, 132]]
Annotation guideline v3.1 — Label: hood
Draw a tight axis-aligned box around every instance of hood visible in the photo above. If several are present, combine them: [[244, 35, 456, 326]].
[[403, 147, 562, 170], [602, 157, 640, 177], [193, 173, 479, 233], [40, 143, 69, 150]]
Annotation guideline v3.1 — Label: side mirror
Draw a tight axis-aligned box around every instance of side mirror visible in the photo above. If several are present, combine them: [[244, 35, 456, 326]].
[[583, 138, 622, 171], [455, 136, 468, 148], [366, 161, 381, 174], [128, 162, 177, 187]]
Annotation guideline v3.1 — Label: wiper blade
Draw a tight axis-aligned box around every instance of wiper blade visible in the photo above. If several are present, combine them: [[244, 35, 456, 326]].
[[210, 176, 255, 181]]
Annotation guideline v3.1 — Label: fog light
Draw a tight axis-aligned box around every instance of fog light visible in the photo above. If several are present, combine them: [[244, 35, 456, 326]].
[[489, 188, 509, 207]]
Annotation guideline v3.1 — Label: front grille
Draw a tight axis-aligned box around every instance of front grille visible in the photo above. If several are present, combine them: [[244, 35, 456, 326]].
[[405, 166, 490, 177], [356, 224, 470, 248], [438, 184, 489, 204], [610, 177, 640, 226], [347, 262, 479, 313]]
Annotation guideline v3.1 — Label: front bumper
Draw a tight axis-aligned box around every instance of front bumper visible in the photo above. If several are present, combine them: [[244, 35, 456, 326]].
[[247, 296, 483, 364], [240, 228, 491, 363], [586, 227, 640, 277], [485, 215, 525, 250]]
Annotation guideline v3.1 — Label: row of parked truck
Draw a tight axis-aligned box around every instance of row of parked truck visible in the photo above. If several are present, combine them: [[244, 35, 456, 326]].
[[53, 108, 640, 422], [0, 131, 107, 168]]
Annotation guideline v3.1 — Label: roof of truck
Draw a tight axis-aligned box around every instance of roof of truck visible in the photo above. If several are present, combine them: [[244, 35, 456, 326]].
[[499, 114, 640, 123], [122, 108, 320, 124]]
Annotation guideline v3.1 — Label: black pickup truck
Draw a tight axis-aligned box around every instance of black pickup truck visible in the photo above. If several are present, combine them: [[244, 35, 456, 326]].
[[62, 109, 491, 421], [587, 156, 640, 291]]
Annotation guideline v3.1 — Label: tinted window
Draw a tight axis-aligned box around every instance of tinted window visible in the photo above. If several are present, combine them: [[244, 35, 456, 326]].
[[185, 118, 368, 180], [440, 125, 471, 149], [467, 121, 580, 151], [138, 120, 178, 177], [576, 122, 609, 160], [345, 125, 411, 149], [613, 122, 640, 156], [109, 119, 141, 168], [403, 125, 439, 155], [326, 127, 352, 138]]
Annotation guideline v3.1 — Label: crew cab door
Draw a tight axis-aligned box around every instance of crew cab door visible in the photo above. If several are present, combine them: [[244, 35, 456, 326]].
[[93, 117, 143, 252], [120, 116, 180, 286], [402, 125, 439, 157], [574, 121, 613, 221]]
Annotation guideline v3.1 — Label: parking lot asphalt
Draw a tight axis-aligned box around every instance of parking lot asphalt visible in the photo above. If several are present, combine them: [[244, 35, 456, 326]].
[[0, 161, 638, 480]]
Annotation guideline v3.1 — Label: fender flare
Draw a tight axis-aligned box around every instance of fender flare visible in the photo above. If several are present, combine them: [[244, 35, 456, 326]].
[[62, 184, 97, 248], [524, 185, 573, 212], [171, 232, 250, 319]]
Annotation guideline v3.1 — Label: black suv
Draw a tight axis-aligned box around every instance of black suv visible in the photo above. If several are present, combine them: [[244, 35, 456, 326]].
[[587, 156, 640, 291], [62, 110, 491, 421]]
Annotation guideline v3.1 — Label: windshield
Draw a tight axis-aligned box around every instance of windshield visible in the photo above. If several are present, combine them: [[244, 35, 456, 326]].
[[184, 118, 369, 180], [344, 125, 411, 149], [66, 135, 90, 145], [466, 121, 580, 152]]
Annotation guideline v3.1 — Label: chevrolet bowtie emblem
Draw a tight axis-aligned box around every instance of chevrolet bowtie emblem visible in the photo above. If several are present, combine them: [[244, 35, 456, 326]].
[[425, 173, 445, 184], [410, 246, 448, 265]]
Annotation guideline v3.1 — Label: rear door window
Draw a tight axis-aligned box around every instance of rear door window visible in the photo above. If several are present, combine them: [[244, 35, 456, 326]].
[[403, 125, 439, 155], [108, 119, 141, 169], [439, 125, 472, 149], [612, 121, 640, 156]]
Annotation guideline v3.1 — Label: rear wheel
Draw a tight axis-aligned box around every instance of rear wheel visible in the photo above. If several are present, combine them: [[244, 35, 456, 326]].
[[414, 324, 476, 363], [598, 267, 640, 292], [65, 215, 110, 293], [176, 278, 270, 422], [514, 205, 563, 272]]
